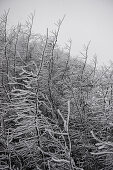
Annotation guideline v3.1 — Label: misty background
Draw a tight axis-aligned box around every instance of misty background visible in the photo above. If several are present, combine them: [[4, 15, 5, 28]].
[[0, 0, 113, 66]]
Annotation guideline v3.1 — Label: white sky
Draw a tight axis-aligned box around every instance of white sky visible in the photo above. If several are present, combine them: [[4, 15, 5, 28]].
[[0, 0, 113, 66]]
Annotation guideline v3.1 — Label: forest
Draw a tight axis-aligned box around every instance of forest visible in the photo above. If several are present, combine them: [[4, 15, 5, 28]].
[[0, 10, 113, 170]]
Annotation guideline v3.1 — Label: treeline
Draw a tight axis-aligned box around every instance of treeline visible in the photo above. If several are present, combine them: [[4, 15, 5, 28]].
[[0, 10, 113, 170]]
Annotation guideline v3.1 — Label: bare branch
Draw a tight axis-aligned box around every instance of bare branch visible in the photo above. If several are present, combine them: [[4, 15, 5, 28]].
[[91, 151, 113, 155]]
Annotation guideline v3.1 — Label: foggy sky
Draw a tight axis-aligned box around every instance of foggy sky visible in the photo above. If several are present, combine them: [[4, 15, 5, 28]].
[[0, 0, 113, 66]]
